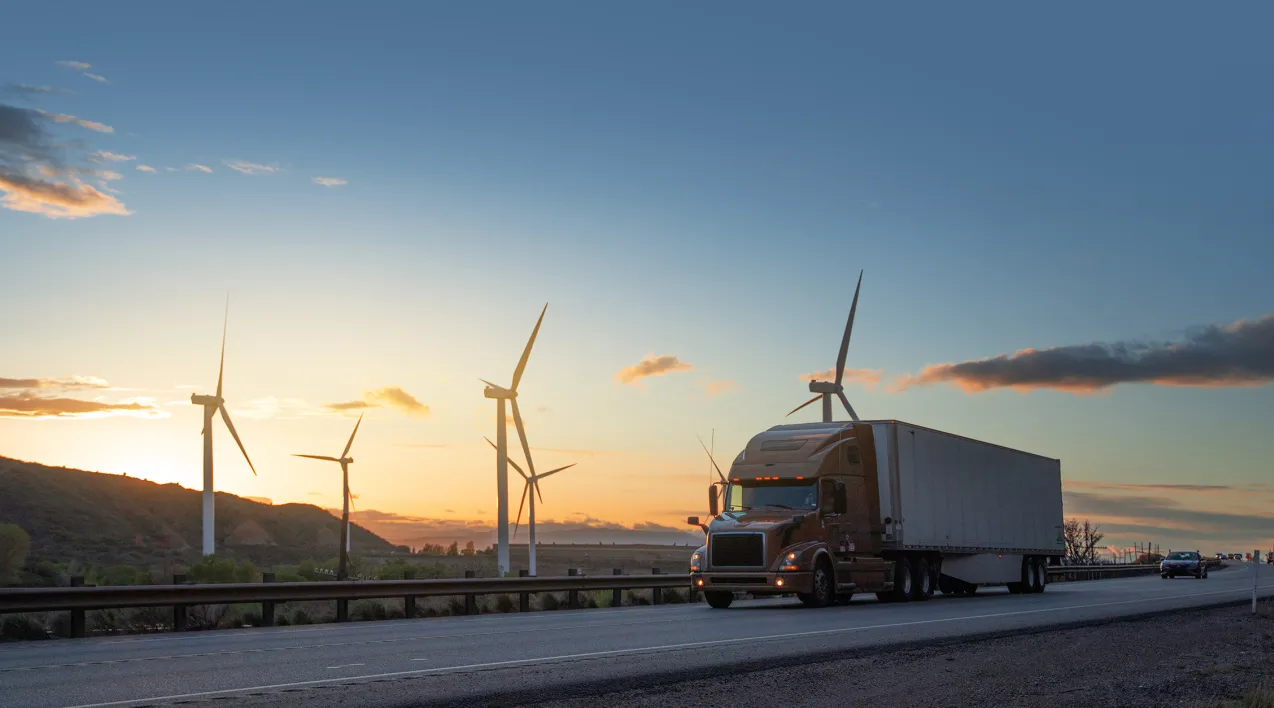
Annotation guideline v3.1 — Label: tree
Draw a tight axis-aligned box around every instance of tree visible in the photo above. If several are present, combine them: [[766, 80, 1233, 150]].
[[1063, 518, 1105, 565], [462, 541, 475, 557], [0, 524, 30, 583], [446, 541, 459, 557]]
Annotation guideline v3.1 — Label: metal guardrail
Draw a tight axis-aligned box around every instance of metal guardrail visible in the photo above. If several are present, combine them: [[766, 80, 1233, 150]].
[[0, 562, 1184, 639]]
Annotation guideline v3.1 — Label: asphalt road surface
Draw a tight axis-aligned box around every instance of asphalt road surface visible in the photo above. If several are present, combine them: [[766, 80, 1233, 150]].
[[4, 564, 1271, 708]]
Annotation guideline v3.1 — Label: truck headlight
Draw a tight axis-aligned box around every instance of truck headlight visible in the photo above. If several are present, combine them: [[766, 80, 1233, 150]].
[[780, 551, 800, 571], [691, 552, 702, 572]]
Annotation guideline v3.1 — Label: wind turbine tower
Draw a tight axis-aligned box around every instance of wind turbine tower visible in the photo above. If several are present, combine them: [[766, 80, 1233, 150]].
[[190, 300, 257, 556], [482, 304, 547, 576], [486, 438, 575, 576], [293, 413, 363, 580]]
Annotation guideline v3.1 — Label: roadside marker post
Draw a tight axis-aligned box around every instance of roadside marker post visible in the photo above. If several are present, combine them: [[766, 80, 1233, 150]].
[[1255, 549, 1260, 615]]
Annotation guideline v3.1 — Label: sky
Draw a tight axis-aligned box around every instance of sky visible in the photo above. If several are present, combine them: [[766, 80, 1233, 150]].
[[2, 2, 1273, 557]]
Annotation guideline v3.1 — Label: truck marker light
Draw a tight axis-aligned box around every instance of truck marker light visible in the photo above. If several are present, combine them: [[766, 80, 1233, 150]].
[[786, 552, 797, 561], [776, 578, 784, 587], [696, 579, 704, 586], [796, 476, 804, 480]]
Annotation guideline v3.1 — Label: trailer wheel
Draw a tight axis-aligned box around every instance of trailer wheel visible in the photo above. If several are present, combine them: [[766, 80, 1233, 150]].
[[1025, 557, 1042, 594], [1036, 558, 1048, 593], [912, 557, 934, 601], [960, 581, 979, 596], [886, 557, 913, 603], [704, 591, 733, 609], [938, 575, 957, 595]]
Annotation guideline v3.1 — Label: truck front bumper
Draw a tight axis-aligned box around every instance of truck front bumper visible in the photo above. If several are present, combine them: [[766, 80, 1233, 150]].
[[691, 571, 812, 595]]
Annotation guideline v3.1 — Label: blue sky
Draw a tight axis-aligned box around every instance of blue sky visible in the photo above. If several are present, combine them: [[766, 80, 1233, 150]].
[[2, 3, 1272, 554]]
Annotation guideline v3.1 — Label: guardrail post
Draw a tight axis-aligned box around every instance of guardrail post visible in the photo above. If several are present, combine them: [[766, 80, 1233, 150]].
[[519, 570, 530, 612], [404, 569, 417, 619], [464, 570, 477, 615], [260, 573, 275, 627], [336, 597, 349, 623], [69, 576, 86, 638], [652, 568, 663, 605], [612, 568, 623, 608], [172, 573, 188, 631], [568, 568, 580, 609]]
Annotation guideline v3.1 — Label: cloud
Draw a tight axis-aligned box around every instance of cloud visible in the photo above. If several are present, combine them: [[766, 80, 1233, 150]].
[[224, 160, 281, 176], [801, 367, 883, 389], [700, 379, 738, 397], [34, 108, 113, 133], [0, 173, 130, 219], [322, 387, 430, 417], [7, 84, 64, 96], [365, 387, 430, 417], [94, 151, 135, 162], [232, 397, 312, 421], [136, 165, 156, 173], [83, 73, 108, 84], [322, 400, 376, 413], [56, 61, 93, 71], [312, 176, 348, 187], [615, 354, 693, 385], [98, 170, 123, 181], [185, 163, 213, 173], [1063, 490, 1274, 542], [893, 313, 1274, 395], [0, 375, 158, 419]]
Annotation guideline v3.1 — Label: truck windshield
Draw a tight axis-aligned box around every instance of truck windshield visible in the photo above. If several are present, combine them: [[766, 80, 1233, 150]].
[[725, 481, 818, 512]]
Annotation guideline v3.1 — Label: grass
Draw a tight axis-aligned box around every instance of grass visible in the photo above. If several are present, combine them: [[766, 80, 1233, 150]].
[[1218, 685, 1274, 708]]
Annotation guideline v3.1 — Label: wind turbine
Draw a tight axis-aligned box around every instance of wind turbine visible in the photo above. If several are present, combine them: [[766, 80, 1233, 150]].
[[481, 304, 547, 576], [293, 413, 363, 580], [485, 438, 575, 576], [697, 433, 728, 512], [190, 299, 257, 557], [787, 270, 864, 423]]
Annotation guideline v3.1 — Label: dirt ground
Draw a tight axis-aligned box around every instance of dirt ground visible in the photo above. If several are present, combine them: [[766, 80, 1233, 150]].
[[522, 603, 1274, 708]]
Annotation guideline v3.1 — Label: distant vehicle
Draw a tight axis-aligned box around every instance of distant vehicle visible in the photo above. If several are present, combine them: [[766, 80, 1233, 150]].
[[687, 420, 1065, 608], [1266, 552, 1273, 565], [1161, 551, 1208, 579], [1215, 553, 1226, 560]]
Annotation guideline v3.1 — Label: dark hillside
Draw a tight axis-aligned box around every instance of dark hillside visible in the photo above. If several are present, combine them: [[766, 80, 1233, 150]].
[[0, 456, 395, 568]]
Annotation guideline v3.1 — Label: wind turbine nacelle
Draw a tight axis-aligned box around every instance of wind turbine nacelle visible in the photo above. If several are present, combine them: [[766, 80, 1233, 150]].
[[808, 381, 842, 394], [343, 457, 354, 465], [484, 386, 516, 400], [191, 394, 220, 406]]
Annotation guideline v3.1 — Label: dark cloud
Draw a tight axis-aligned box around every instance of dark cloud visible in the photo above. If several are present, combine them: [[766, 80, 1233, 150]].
[[0, 103, 129, 218], [1063, 490, 1274, 544], [895, 313, 1274, 394], [0, 395, 155, 418], [615, 354, 693, 385]]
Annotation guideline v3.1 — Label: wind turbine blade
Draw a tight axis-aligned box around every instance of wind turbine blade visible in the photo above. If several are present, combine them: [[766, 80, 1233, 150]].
[[834, 270, 863, 386], [534, 477, 544, 505], [216, 296, 229, 399], [513, 481, 529, 538], [786, 395, 822, 418], [479, 378, 501, 390], [342, 412, 363, 458], [510, 399, 536, 478], [293, 454, 340, 462], [510, 303, 547, 391], [485, 436, 528, 478], [537, 463, 576, 480], [837, 391, 860, 422], [695, 434, 727, 483], [219, 404, 256, 476]]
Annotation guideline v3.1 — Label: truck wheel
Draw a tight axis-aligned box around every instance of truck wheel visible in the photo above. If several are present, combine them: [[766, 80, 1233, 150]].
[[1026, 557, 1043, 594], [1036, 558, 1048, 593], [888, 557, 913, 603], [938, 575, 956, 595], [800, 559, 835, 608], [960, 581, 979, 596], [835, 592, 854, 605], [911, 557, 934, 601], [705, 591, 733, 609]]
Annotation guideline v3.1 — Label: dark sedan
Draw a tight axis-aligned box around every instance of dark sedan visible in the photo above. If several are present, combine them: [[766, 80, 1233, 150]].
[[1161, 551, 1208, 579]]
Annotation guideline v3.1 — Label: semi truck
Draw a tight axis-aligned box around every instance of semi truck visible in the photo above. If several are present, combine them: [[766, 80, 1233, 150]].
[[686, 420, 1065, 608]]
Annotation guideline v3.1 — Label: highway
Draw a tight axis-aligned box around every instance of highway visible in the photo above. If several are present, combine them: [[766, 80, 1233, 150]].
[[3, 564, 1271, 708]]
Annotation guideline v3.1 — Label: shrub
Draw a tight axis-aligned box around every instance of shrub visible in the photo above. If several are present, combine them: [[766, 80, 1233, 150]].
[[626, 590, 650, 606], [352, 600, 388, 622], [1, 615, 48, 641], [494, 594, 516, 613]]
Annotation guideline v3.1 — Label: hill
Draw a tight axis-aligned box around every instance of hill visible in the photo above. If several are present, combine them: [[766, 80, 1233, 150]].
[[0, 456, 397, 569]]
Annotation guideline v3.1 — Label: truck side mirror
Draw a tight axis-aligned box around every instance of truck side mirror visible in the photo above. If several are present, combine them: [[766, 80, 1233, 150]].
[[708, 486, 719, 517], [686, 516, 700, 527], [834, 481, 847, 515]]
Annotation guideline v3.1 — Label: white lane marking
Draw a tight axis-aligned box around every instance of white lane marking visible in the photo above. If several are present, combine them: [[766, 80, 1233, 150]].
[[326, 663, 365, 670], [0, 615, 696, 673], [60, 584, 1274, 708]]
